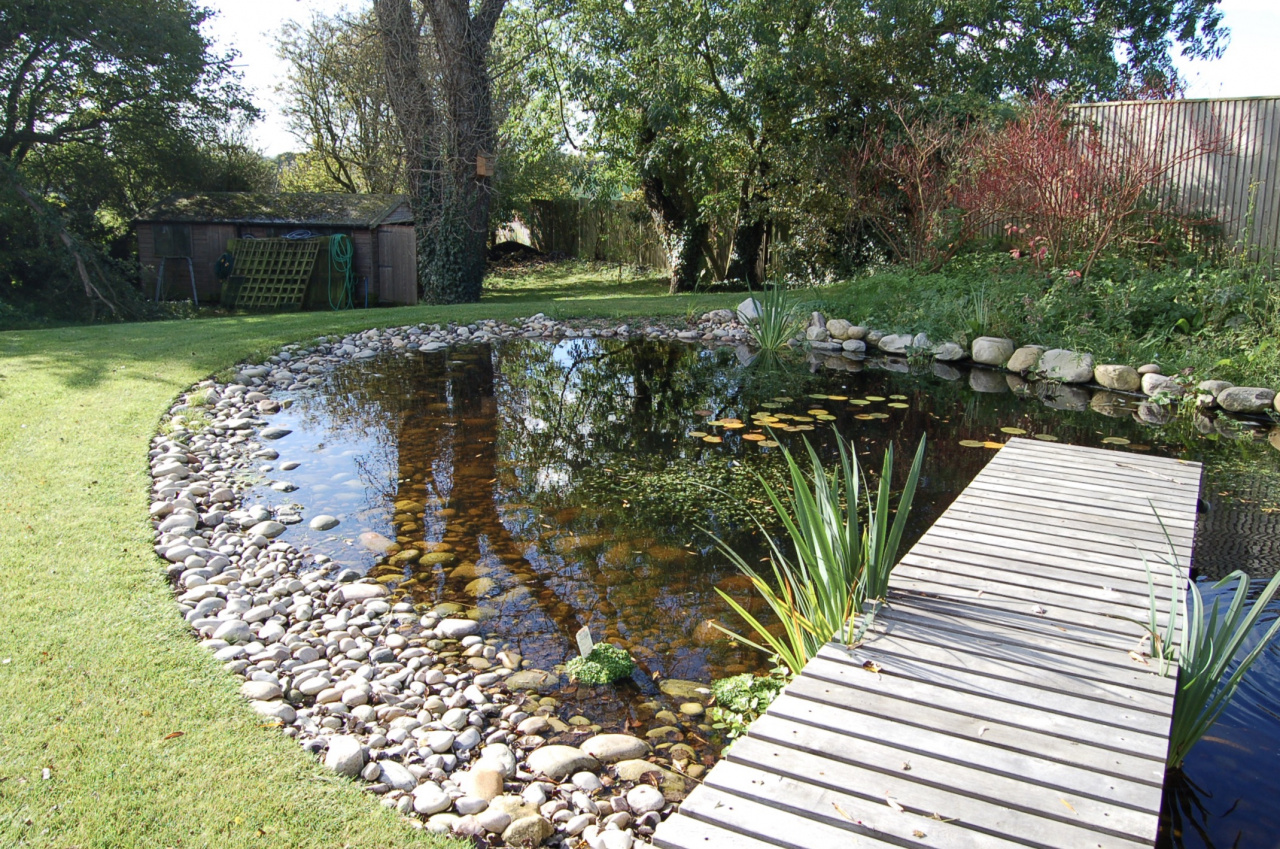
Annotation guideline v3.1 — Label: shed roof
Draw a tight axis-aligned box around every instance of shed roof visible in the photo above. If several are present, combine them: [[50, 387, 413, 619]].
[[137, 192, 413, 228]]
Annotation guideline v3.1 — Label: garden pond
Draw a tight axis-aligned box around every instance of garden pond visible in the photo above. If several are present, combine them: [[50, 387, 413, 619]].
[[243, 337, 1280, 849]]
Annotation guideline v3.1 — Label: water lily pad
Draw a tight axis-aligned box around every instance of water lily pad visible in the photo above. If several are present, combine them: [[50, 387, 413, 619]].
[[854, 414, 875, 421], [791, 415, 814, 423], [1102, 436, 1131, 445], [889, 394, 908, 400], [827, 395, 849, 401], [702, 435, 723, 444], [807, 408, 828, 415], [1000, 427, 1027, 435], [959, 439, 985, 448], [694, 409, 713, 417], [848, 399, 870, 406], [742, 433, 766, 442], [759, 439, 780, 448], [865, 395, 885, 402], [816, 414, 837, 421], [760, 402, 782, 409], [887, 403, 909, 409], [794, 424, 815, 431], [808, 393, 829, 399], [1033, 434, 1059, 441], [688, 431, 707, 438], [722, 421, 746, 429], [982, 441, 1005, 449], [869, 413, 890, 420]]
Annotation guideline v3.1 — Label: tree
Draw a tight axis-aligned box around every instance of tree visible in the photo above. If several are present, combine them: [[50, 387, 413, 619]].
[[277, 11, 406, 194], [541, 0, 1228, 289], [374, 0, 506, 304], [0, 0, 257, 322]]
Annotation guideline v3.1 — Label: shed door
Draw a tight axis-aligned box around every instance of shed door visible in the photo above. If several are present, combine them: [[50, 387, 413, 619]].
[[378, 226, 417, 305]]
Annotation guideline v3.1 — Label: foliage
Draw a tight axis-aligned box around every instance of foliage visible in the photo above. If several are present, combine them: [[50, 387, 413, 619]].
[[954, 97, 1233, 277], [1165, 569, 1280, 769], [709, 665, 788, 739], [277, 9, 405, 194], [710, 432, 926, 674], [564, 642, 637, 683], [743, 286, 804, 352]]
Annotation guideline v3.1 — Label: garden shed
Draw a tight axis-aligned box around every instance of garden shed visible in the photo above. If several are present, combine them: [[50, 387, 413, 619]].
[[135, 192, 418, 307]]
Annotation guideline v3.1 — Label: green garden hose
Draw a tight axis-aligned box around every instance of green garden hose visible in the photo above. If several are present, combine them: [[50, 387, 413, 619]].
[[327, 234, 356, 311]]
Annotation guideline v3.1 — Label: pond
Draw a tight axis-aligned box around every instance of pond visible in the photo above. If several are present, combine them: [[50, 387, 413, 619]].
[[244, 337, 1280, 849]]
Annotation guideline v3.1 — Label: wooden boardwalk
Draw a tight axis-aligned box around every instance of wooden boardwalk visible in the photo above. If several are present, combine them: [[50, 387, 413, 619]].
[[653, 438, 1202, 849]]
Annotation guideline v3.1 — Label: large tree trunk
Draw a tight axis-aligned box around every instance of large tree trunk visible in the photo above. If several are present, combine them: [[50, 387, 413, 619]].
[[375, 0, 503, 304], [637, 127, 706, 294]]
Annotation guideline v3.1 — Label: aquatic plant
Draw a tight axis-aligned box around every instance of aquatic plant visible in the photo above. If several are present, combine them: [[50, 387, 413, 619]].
[[564, 643, 636, 684], [709, 664, 789, 739], [743, 284, 804, 352], [1136, 506, 1280, 769], [709, 431, 926, 675]]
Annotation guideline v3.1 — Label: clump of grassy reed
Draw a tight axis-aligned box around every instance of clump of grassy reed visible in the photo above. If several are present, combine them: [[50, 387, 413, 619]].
[[708, 431, 926, 675]]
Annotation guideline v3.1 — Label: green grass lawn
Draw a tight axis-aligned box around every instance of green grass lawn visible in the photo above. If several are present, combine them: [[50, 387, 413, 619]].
[[0, 269, 736, 848]]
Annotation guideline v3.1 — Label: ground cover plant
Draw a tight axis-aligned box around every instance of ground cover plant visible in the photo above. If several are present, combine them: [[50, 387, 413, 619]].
[[0, 271, 738, 848]]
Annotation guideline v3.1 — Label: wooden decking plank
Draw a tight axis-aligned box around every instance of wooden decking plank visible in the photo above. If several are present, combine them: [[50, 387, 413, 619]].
[[674, 784, 898, 849], [705, 760, 1036, 849], [889, 592, 1144, 652], [944, 491, 1197, 543], [652, 804, 791, 849], [782, 674, 1166, 779], [724, 738, 1153, 849], [658, 439, 1197, 847], [962, 480, 1198, 527], [873, 605, 1175, 690], [927, 516, 1189, 571], [998, 439, 1202, 479], [974, 463, 1194, 509], [748, 713, 1160, 840], [892, 563, 1171, 624], [815, 644, 1168, 728], [983, 452, 1201, 491], [860, 622, 1175, 699], [797, 656, 1170, 761], [901, 547, 1158, 608]]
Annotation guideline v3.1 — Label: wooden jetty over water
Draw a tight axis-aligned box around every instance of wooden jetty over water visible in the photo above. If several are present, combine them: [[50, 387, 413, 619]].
[[653, 438, 1202, 849]]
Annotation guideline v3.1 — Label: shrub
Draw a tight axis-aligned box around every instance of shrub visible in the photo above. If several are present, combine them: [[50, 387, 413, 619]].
[[709, 666, 788, 739], [564, 643, 636, 684]]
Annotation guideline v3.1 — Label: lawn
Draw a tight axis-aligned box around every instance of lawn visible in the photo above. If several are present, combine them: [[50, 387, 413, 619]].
[[0, 268, 737, 849]]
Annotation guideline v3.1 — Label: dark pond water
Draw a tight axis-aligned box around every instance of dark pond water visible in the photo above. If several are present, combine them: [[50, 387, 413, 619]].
[[245, 338, 1280, 848]]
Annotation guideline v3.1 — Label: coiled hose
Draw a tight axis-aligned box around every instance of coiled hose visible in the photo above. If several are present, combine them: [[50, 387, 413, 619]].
[[327, 234, 356, 311]]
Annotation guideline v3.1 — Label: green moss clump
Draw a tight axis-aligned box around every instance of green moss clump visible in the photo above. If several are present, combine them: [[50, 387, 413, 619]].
[[565, 643, 636, 684], [709, 669, 787, 739]]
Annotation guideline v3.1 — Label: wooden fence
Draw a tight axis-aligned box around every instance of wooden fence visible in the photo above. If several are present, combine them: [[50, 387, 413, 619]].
[[1069, 96, 1280, 253], [518, 199, 670, 269]]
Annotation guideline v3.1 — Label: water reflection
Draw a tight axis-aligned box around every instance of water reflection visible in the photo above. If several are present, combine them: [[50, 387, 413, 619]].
[[249, 338, 1280, 849]]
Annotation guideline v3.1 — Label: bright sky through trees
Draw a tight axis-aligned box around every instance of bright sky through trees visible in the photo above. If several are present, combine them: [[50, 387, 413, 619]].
[[203, 0, 1279, 157]]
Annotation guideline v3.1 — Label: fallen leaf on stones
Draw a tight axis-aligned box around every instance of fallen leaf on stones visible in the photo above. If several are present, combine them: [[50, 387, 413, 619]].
[[832, 802, 862, 825], [163, 731, 184, 741], [1060, 798, 1077, 814], [914, 830, 927, 838], [886, 796, 905, 813], [1129, 650, 1149, 665]]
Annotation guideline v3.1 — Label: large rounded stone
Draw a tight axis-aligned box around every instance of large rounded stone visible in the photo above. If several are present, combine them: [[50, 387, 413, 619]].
[[436, 618, 480, 639], [502, 815, 554, 846], [826, 319, 853, 340], [462, 764, 506, 801], [248, 520, 286, 539], [626, 784, 666, 814], [1141, 373, 1184, 397], [932, 342, 966, 362], [378, 760, 416, 791], [1006, 345, 1046, 373], [525, 745, 598, 780], [241, 680, 282, 701], [309, 514, 340, 531], [337, 582, 388, 603], [413, 781, 452, 815], [657, 679, 711, 701], [212, 619, 252, 644], [580, 734, 650, 764], [971, 337, 1015, 367], [1217, 386, 1275, 413], [876, 333, 911, 354], [505, 669, 560, 693], [1037, 349, 1094, 384], [841, 339, 866, 353], [324, 735, 365, 777], [969, 369, 1009, 394], [1093, 364, 1140, 392]]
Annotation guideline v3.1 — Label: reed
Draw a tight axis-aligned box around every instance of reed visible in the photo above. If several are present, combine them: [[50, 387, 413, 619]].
[[743, 284, 804, 351], [709, 431, 926, 675]]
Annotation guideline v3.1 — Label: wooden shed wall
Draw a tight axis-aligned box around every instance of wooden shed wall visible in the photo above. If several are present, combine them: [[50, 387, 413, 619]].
[[377, 225, 418, 305]]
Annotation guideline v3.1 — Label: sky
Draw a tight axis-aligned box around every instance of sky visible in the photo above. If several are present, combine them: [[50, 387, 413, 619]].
[[202, 0, 1280, 157]]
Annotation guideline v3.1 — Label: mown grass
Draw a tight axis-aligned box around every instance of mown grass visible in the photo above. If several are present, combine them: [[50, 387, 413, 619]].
[[0, 269, 737, 849]]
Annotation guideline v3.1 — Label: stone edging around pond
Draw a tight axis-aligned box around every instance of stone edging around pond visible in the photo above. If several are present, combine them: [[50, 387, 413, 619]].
[[783, 299, 1280, 424], [151, 315, 767, 849]]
